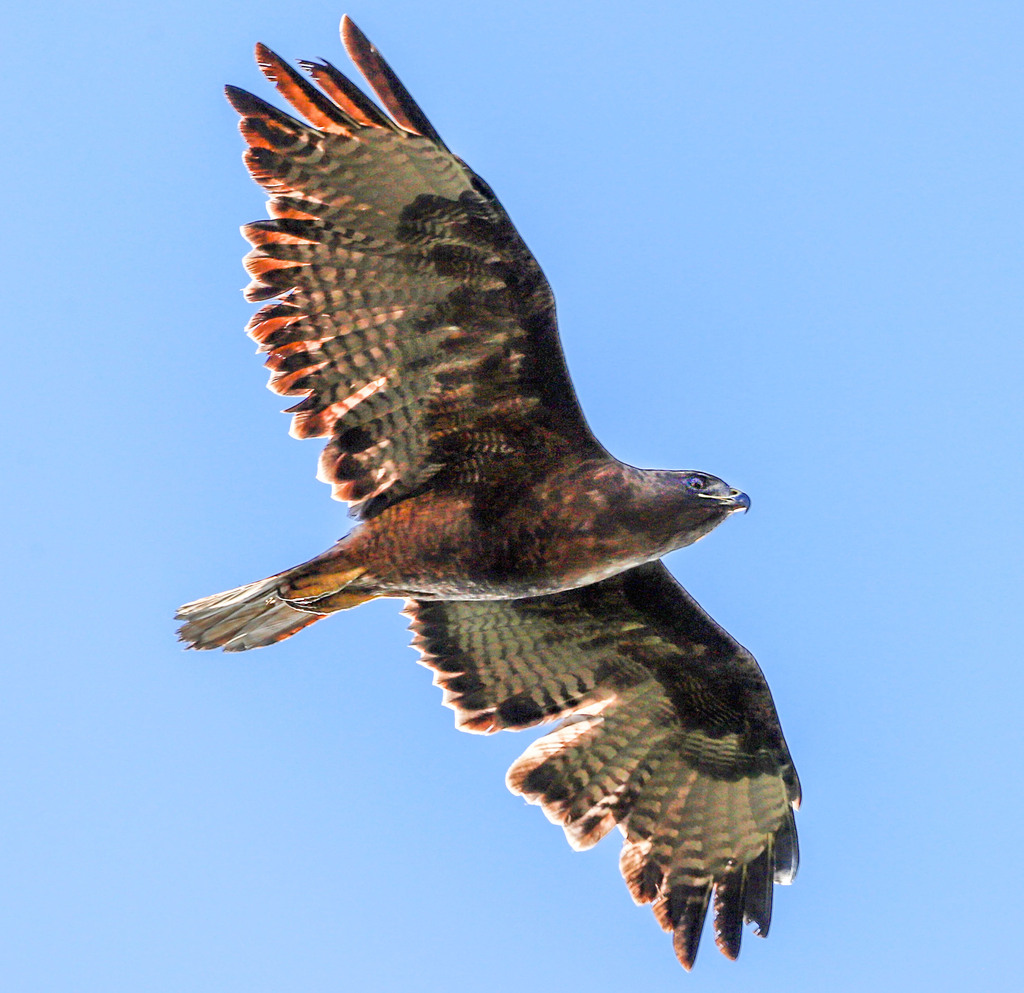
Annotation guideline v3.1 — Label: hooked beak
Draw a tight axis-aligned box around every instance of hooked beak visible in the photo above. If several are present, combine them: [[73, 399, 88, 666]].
[[728, 489, 750, 513], [700, 488, 750, 514]]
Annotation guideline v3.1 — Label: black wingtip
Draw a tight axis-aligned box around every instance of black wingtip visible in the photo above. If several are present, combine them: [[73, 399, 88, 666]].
[[713, 870, 747, 960], [339, 14, 362, 52], [743, 843, 775, 938], [773, 807, 800, 884], [253, 41, 275, 69], [340, 15, 379, 81], [672, 924, 701, 972], [296, 56, 395, 130], [224, 84, 261, 116], [339, 14, 445, 146], [667, 884, 712, 971]]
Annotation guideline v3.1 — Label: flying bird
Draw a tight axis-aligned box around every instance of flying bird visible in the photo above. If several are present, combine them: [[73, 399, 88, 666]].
[[177, 16, 800, 971]]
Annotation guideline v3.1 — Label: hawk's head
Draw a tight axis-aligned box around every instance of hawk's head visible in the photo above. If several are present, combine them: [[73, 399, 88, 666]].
[[680, 471, 750, 513], [638, 470, 750, 554]]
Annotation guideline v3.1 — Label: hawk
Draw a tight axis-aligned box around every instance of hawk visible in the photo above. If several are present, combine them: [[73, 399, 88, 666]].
[[177, 16, 800, 971]]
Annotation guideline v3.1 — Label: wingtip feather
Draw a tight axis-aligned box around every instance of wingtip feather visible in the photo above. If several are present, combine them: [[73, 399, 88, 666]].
[[253, 42, 355, 133], [339, 14, 444, 144]]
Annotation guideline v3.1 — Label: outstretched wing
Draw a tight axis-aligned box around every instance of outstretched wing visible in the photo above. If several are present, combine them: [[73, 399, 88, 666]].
[[228, 17, 604, 518], [406, 562, 800, 970]]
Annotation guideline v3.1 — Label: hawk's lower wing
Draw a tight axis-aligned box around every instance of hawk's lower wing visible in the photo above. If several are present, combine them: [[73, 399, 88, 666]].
[[405, 562, 800, 970]]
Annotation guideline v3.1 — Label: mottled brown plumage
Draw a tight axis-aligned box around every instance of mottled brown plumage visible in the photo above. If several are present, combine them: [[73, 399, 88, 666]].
[[176, 16, 799, 971], [408, 562, 799, 966]]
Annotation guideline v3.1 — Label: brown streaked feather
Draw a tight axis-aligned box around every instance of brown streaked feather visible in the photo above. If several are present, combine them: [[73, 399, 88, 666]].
[[405, 561, 800, 968], [743, 841, 775, 936], [298, 58, 398, 130], [713, 867, 747, 959], [227, 20, 604, 517], [255, 44, 356, 135], [340, 15, 445, 144], [664, 879, 713, 971]]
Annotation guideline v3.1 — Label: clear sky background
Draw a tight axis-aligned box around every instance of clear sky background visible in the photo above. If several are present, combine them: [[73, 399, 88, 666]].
[[3, 1, 1022, 990]]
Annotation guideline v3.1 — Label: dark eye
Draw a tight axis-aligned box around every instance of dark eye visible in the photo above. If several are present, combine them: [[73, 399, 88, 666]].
[[685, 475, 705, 492]]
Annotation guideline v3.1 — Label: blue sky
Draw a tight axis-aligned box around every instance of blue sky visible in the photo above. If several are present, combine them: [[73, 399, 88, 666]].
[[3, 1, 1022, 989]]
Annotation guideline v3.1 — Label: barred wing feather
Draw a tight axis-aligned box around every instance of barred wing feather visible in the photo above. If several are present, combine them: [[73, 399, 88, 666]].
[[229, 17, 604, 518], [406, 562, 800, 969]]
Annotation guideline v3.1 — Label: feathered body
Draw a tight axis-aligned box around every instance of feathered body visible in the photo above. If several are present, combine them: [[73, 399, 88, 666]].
[[284, 460, 745, 603], [177, 17, 800, 972]]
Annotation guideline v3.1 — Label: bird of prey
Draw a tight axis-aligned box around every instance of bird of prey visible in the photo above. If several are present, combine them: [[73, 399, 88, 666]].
[[177, 16, 800, 971]]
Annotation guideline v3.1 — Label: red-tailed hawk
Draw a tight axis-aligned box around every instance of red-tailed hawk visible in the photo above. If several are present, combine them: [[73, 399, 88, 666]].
[[177, 16, 800, 971]]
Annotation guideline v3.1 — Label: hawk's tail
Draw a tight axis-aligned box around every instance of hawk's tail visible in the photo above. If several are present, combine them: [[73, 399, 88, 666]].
[[176, 563, 371, 652]]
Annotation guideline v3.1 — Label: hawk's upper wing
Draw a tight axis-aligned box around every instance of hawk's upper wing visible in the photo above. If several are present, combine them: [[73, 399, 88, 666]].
[[227, 18, 604, 518], [406, 561, 800, 970]]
